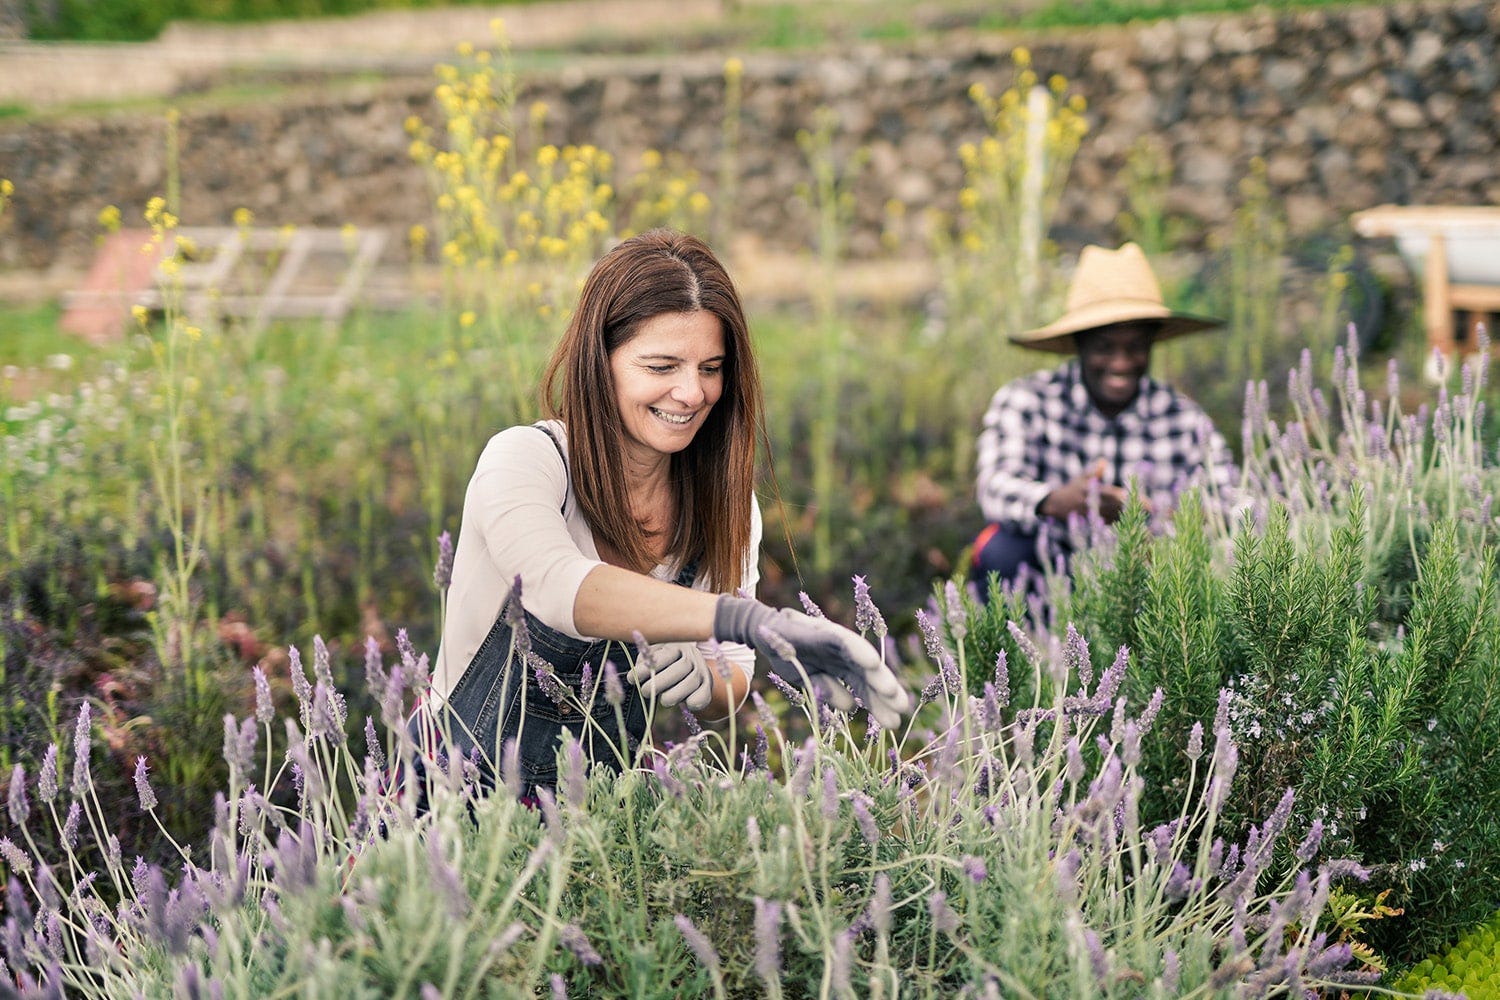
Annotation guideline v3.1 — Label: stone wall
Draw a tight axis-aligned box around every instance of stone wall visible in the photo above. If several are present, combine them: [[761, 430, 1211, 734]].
[[0, 0, 1495, 274]]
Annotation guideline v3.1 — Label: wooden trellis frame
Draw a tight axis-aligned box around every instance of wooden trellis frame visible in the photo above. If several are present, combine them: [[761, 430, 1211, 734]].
[[61, 225, 390, 340]]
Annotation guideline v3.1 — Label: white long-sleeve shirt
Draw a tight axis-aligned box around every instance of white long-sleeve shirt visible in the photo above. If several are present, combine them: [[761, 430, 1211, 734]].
[[432, 420, 761, 701]]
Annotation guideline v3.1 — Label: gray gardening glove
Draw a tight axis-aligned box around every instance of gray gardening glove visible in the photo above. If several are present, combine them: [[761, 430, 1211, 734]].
[[713, 596, 912, 729], [627, 642, 715, 712]]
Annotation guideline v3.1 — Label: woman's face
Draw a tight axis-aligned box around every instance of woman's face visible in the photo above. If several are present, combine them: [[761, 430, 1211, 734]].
[[609, 309, 726, 465]]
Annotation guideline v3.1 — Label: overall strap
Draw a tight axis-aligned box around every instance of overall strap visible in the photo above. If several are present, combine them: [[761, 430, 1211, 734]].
[[532, 421, 569, 513]]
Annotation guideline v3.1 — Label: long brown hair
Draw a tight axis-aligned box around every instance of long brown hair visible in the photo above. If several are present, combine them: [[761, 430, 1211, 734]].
[[540, 229, 763, 592]]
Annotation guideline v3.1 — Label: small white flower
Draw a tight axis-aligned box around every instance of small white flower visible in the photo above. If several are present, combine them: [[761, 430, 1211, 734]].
[[45, 353, 74, 371], [1426, 717, 1438, 731]]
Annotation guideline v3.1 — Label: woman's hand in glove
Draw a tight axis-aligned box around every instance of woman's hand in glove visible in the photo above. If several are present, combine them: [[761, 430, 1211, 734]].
[[627, 642, 715, 712], [713, 596, 912, 729]]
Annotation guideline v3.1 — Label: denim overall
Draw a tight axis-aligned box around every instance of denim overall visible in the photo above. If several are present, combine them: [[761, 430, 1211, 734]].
[[414, 423, 696, 798]]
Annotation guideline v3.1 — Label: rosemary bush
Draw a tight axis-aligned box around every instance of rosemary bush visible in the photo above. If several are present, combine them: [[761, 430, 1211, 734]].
[[956, 334, 1500, 965]]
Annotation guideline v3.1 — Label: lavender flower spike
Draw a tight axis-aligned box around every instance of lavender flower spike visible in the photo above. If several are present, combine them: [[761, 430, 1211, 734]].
[[752, 897, 783, 984], [852, 575, 887, 638], [134, 757, 158, 811], [432, 530, 454, 591], [674, 915, 722, 975], [39, 744, 58, 802], [7, 765, 27, 826], [70, 702, 92, 796]]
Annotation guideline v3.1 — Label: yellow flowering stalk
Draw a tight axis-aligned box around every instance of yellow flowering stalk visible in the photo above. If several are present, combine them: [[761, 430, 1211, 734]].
[[941, 50, 1089, 344], [409, 24, 710, 428]]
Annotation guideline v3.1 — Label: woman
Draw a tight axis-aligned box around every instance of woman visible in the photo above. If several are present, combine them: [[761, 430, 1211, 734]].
[[419, 229, 909, 797]]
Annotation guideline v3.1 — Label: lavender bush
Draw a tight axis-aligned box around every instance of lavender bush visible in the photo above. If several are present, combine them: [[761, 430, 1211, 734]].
[[0, 581, 1389, 997]]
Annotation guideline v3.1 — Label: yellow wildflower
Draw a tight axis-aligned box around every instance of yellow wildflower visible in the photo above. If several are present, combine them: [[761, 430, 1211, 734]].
[[233, 207, 253, 228], [98, 205, 122, 233], [724, 56, 743, 79], [459, 310, 477, 328], [0, 178, 13, 197], [131, 305, 149, 325]]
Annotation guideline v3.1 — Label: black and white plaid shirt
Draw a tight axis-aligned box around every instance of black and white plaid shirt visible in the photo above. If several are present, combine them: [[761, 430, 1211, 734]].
[[976, 359, 1239, 533]]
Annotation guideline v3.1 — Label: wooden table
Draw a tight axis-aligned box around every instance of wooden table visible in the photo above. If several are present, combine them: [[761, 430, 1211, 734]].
[[1351, 205, 1500, 381]]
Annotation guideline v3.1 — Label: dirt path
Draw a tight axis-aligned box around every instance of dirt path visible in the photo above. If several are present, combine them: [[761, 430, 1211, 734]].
[[0, 0, 793, 109]]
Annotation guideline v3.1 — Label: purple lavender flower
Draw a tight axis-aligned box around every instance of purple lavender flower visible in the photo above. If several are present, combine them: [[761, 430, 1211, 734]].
[[559, 923, 602, 966], [753, 725, 769, 771], [992, 650, 1009, 704], [1122, 722, 1141, 767], [501, 740, 525, 803], [602, 660, 624, 706], [1162, 949, 1180, 992], [831, 928, 854, 995], [134, 756, 158, 811], [1185, 722, 1204, 761], [1063, 624, 1092, 689], [1296, 819, 1325, 863], [1084, 928, 1108, 985], [433, 531, 454, 591], [1165, 861, 1195, 900], [0, 836, 32, 875], [757, 623, 798, 662], [38, 746, 57, 803], [364, 717, 385, 770], [426, 833, 465, 917], [549, 974, 567, 1000], [798, 591, 826, 618], [788, 739, 816, 798], [563, 738, 587, 809], [7, 764, 27, 826], [915, 609, 945, 662], [1137, 687, 1164, 735], [962, 855, 987, 883], [767, 670, 807, 708], [1064, 738, 1084, 784], [746, 815, 761, 851], [253, 664, 274, 724], [532, 657, 568, 706], [943, 579, 967, 642], [288, 646, 313, 730], [853, 575, 887, 637], [70, 703, 91, 796], [752, 897, 782, 984], [674, 915, 721, 975], [927, 891, 959, 933], [869, 874, 892, 935], [821, 767, 840, 822], [851, 793, 879, 846], [1321, 858, 1371, 882]]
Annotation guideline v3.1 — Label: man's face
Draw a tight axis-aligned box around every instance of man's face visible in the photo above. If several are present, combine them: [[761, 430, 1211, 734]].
[[1076, 322, 1156, 418]]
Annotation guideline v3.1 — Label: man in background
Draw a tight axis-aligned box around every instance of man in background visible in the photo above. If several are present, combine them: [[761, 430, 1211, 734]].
[[970, 241, 1239, 593]]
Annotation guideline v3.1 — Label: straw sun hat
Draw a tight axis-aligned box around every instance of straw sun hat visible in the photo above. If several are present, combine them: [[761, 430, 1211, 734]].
[[1010, 242, 1223, 354]]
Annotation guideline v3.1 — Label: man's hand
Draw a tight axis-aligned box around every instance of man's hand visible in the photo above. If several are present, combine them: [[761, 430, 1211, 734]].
[[1038, 459, 1150, 524]]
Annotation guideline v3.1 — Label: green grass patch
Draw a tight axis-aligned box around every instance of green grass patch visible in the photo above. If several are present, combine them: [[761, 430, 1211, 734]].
[[0, 301, 116, 370]]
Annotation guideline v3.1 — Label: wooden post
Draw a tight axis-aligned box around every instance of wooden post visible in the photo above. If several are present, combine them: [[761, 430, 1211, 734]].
[[1424, 232, 1455, 369]]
